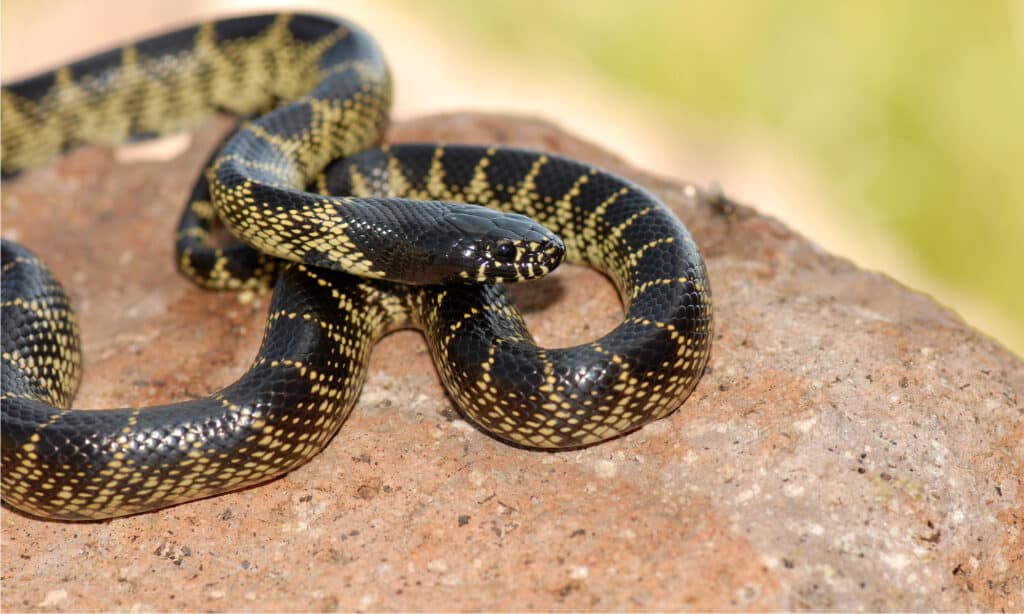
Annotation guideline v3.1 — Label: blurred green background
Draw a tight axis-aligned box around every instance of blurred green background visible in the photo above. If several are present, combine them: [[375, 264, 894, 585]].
[[408, 0, 1024, 356], [3, 0, 1022, 356]]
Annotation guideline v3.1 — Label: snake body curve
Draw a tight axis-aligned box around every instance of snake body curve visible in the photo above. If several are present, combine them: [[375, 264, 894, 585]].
[[0, 14, 713, 520]]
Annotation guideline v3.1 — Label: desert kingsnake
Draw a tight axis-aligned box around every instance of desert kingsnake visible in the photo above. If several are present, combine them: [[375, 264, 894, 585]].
[[0, 14, 713, 520]]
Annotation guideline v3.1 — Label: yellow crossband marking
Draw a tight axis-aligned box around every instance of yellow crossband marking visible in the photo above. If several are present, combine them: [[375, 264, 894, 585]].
[[608, 206, 654, 240], [386, 152, 414, 197], [583, 186, 630, 231], [189, 200, 217, 220], [303, 97, 351, 170], [509, 155, 548, 216], [553, 168, 597, 257], [464, 147, 497, 203], [347, 165, 373, 197], [2, 257, 41, 273], [580, 187, 631, 264], [627, 236, 675, 267], [425, 145, 452, 199], [631, 276, 691, 300], [237, 123, 304, 159]]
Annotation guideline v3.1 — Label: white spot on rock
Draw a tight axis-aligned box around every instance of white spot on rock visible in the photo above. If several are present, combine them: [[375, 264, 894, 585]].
[[793, 416, 817, 433], [783, 483, 805, 497], [38, 589, 68, 608], [450, 420, 476, 434], [882, 551, 911, 570], [594, 459, 618, 478], [736, 485, 761, 503]]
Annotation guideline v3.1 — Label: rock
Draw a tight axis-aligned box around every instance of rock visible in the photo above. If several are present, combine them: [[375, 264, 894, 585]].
[[1, 113, 1021, 612]]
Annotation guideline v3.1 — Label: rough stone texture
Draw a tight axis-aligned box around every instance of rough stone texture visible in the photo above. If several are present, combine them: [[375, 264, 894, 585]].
[[1, 113, 1021, 612]]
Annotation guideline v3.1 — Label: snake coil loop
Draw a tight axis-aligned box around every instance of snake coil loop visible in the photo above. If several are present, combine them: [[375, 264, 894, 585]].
[[0, 14, 712, 520]]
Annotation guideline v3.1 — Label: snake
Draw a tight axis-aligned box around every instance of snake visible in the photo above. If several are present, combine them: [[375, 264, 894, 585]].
[[0, 14, 713, 521]]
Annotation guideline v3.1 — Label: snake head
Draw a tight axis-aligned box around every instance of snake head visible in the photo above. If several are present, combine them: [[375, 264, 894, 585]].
[[436, 208, 565, 284]]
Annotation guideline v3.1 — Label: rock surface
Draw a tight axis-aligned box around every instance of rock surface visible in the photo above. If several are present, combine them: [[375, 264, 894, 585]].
[[1, 113, 1021, 612]]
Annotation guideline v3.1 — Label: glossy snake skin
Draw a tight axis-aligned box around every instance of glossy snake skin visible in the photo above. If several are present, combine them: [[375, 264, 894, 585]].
[[0, 14, 712, 520]]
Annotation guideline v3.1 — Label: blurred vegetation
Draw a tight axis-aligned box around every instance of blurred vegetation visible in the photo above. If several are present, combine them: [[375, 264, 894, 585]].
[[412, 0, 1023, 354]]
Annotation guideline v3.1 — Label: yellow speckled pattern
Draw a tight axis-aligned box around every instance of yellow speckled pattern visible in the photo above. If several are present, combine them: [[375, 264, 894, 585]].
[[0, 14, 712, 520], [323, 144, 713, 447]]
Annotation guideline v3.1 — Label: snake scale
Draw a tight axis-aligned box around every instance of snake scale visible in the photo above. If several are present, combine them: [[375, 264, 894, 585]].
[[0, 14, 713, 521]]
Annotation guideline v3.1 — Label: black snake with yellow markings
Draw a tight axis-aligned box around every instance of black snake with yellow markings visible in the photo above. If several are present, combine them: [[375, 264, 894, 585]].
[[0, 14, 712, 521]]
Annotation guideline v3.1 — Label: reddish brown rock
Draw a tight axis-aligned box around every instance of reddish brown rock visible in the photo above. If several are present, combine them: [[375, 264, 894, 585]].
[[1, 114, 1021, 612]]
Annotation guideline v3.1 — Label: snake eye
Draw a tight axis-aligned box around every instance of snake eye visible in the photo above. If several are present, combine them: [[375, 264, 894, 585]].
[[493, 240, 517, 262]]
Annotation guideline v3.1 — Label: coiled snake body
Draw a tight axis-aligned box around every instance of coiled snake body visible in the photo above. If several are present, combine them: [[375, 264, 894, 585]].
[[1, 14, 712, 520]]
